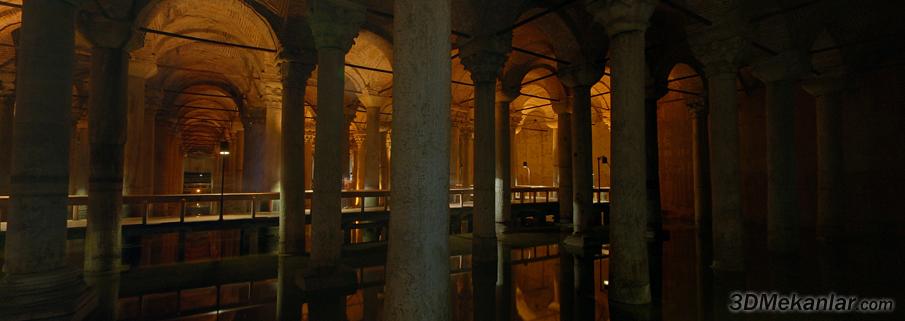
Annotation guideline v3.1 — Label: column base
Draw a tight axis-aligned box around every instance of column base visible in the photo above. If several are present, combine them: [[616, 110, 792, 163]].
[[609, 282, 652, 305], [298, 265, 358, 297], [0, 267, 96, 321], [561, 231, 605, 257]]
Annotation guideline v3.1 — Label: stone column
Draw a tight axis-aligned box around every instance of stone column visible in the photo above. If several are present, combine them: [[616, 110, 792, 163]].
[[123, 59, 158, 203], [690, 31, 746, 271], [753, 51, 808, 255], [305, 132, 315, 190], [495, 90, 517, 233], [462, 127, 474, 187], [242, 108, 267, 192], [588, 0, 657, 305], [450, 124, 462, 186], [461, 34, 510, 242], [305, 3, 364, 319], [552, 102, 573, 224], [560, 65, 602, 234], [278, 53, 315, 258], [383, 0, 451, 320], [360, 95, 386, 206], [82, 13, 136, 320], [802, 75, 845, 242], [687, 99, 712, 229], [0, 1, 94, 319]]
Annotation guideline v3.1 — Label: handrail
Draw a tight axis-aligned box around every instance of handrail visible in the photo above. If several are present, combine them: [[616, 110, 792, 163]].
[[0, 186, 610, 206]]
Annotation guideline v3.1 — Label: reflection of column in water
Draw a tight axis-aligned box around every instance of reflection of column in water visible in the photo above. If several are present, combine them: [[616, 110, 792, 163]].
[[574, 255, 595, 320], [558, 252, 574, 321], [496, 240, 514, 321], [276, 256, 303, 321], [472, 238, 497, 321]]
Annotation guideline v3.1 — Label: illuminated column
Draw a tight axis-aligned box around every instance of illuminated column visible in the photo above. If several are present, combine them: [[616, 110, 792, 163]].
[[753, 51, 808, 255], [383, 0, 451, 319], [460, 34, 510, 242], [123, 59, 158, 202], [560, 65, 602, 233], [687, 99, 712, 229], [802, 74, 845, 242], [588, 0, 657, 305], [242, 108, 267, 192], [360, 94, 387, 206], [278, 53, 315, 257], [690, 29, 746, 271], [552, 102, 573, 224], [305, 2, 364, 319], [0, 1, 94, 319], [495, 90, 517, 233]]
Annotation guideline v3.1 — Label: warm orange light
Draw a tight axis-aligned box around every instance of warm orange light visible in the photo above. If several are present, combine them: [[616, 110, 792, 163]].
[[195, 189, 201, 193]]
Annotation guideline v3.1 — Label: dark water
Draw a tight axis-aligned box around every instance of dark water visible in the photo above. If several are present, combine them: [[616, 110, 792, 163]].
[[6, 221, 902, 321]]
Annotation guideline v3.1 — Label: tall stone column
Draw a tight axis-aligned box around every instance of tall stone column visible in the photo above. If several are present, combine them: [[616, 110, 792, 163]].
[[495, 90, 517, 233], [0, 1, 94, 319], [588, 0, 657, 305], [82, 13, 136, 320], [553, 102, 573, 224], [242, 108, 267, 192], [802, 75, 845, 242], [690, 30, 747, 271], [462, 127, 474, 187], [305, 3, 364, 319], [687, 99, 712, 229], [383, 0, 451, 320], [123, 59, 158, 202], [360, 94, 386, 206], [560, 65, 602, 234], [450, 124, 462, 186], [278, 53, 315, 258], [461, 34, 510, 242], [753, 51, 808, 255]]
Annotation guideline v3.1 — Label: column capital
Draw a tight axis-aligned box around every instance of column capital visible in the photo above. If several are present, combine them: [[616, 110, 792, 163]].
[[585, 0, 657, 36], [552, 101, 571, 114], [559, 63, 604, 89], [752, 50, 811, 83], [801, 73, 847, 97], [460, 34, 512, 83], [689, 30, 748, 76], [496, 85, 520, 103], [308, 0, 365, 52], [278, 54, 317, 87], [358, 92, 390, 109], [78, 10, 137, 50]]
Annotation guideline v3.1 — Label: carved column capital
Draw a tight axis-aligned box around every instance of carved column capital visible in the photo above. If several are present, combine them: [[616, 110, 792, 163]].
[[585, 0, 657, 36], [559, 63, 604, 89], [278, 52, 317, 88], [308, 0, 365, 52], [689, 31, 748, 77], [460, 34, 512, 83], [78, 8, 138, 50]]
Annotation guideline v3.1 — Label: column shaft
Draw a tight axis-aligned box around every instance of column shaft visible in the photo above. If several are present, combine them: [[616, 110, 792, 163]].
[[383, 0, 451, 319], [364, 105, 381, 205], [765, 78, 799, 253], [707, 71, 744, 270], [243, 112, 267, 192], [814, 88, 844, 241], [644, 97, 662, 232], [279, 60, 312, 256], [311, 47, 346, 267], [571, 87, 594, 232], [1, 1, 93, 318], [557, 112, 573, 223], [609, 29, 651, 304], [495, 99, 512, 232], [690, 108, 712, 229], [473, 81, 497, 239], [0, 93, 12, 221]]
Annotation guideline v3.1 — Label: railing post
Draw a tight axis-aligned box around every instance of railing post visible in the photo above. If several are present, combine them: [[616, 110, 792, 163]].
[[179, 199, 186, 223], [142, 201, 149, 225], [251, 197, 257, 219], [361, 196, 366, 214]]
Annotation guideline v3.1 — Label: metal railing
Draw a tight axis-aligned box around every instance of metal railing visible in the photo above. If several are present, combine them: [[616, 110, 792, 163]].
[[0, 187, 610, 225]]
